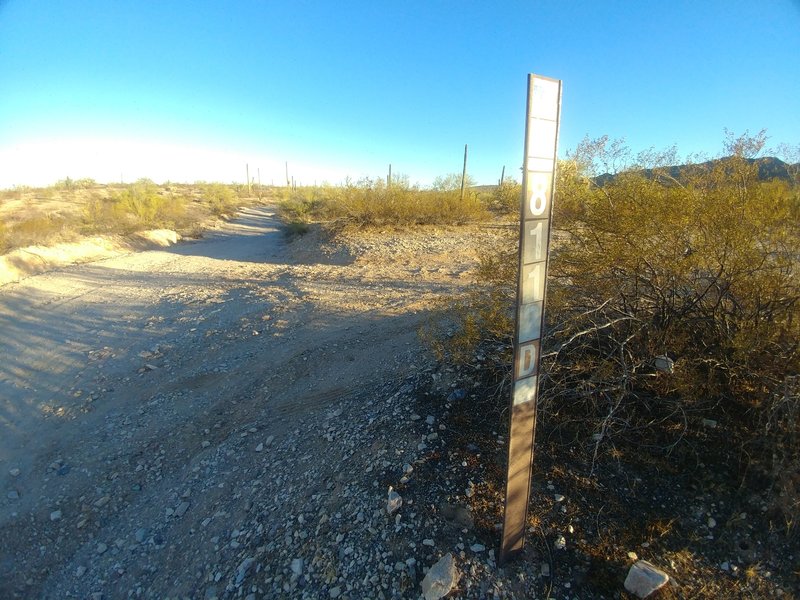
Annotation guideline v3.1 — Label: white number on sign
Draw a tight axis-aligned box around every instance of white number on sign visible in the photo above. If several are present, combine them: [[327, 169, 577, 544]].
[[524, 220, 545, 263], [522, 263, 546, 304], [528, 186, 547, 216], [517, 342, 537, 378]]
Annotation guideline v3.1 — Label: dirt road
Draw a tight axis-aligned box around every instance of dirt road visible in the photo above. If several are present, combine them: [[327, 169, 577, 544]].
[[0, 206, 511, 598]]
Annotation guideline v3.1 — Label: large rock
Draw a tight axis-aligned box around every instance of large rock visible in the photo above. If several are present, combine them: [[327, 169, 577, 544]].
[[421, 553, 459, 600], [624, 560, 669, 598]]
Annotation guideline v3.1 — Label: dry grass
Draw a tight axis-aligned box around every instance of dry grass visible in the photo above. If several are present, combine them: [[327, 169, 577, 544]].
[[277, 178, 490, 230], [0, 180, 266, 255]]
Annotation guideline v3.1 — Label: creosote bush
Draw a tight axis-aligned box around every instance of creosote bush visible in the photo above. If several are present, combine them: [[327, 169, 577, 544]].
[[277, 176, 489, 229], [432, 132, 799, 526]]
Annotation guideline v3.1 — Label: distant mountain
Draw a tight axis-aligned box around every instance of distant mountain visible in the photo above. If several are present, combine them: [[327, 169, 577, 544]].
[[594, 156, 799, 186]]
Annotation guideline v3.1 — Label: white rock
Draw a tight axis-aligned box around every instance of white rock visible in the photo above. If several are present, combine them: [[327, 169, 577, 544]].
[[624, 561, 669, 598], [421, 553, 459, 600], [470, 544, 485, 552], [422, 538, 435, 546], [9, 468, 20, 477], [387, 487, 402, 514], [426, 415, 435, 425], [255, 443, 263, 452], [329, 586, 341, 598], [50, 510, 62, 521], [707, 517, 716, 528], [290, 558, 304, 575], [75, 565, 86, 578], [554, 535, 566, 550]]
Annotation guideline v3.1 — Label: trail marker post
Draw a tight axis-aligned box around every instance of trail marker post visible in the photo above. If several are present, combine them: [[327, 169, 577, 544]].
[[500, 73, 562, 563]]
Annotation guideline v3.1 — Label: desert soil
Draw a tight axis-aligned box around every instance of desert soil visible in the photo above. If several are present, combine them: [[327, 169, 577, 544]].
[[0, 205, 516, 599]]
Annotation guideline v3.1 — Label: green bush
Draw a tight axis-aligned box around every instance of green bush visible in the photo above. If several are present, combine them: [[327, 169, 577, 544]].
[[85, 181, 186, 232], [278, 177, 489, 228], [433, 133, 799, 522], [201, 183, 238, 217]]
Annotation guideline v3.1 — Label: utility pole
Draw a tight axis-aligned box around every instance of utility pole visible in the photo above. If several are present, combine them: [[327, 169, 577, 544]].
[[500, 165, 506, 186], [460, 144, 468, 200], [246, 164, 251, 195], [257, 168, 261, 198], [388, 164, 392, 188], [285, 162, 290, 187]]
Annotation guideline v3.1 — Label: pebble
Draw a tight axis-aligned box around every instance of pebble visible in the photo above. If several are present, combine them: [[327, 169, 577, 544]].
[[175, 501, 190, 517], [554, 535, 566, 550], [135, 528, 147, 543], [7, 491, 19, 500], [708, 517, 717, 528], [387, 487, 402, 514], [96, 543, 108, 554], [470, 544, 485, 552], [329, 586, 341, 598], [50, 510, 62, 521], [9, 468, 20, 477], [75, 565, 86, 578], [291, 558, 304, 575], [255, 443, 263, 452]]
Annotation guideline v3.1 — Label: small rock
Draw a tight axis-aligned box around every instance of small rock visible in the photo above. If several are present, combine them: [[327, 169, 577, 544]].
[[96, 543, 108, 554], [329, 586, 341, 598], [654, 355, 674, 374], [50, 510, 62, 521], [255, 443, 263, 452], [421, 553, 459, 600], [387, 487, 402, 514], [174, 501, 190, 517], [7, 491, 19, 500], [135, 528, 147, 543], [554, 494, 565, 502], [702, 419, 718, 429], [201, 441, 211, 448], [235, 557, 255, 586], [721, 561, 730, 571], [554, 535, 566, 550], [9, 468, 20, 477], [470, 544, 485, 552], [426, 415, 435, 425], [628, 551, 639, 561], [75, 565, 86, 578], [707, 517, 716, 528], [94, 496, 110, 508], [624, 560, 669, 598], [290, 558, 304, 575], [423, 539, 435, 546], [541, 562, 550, 577], [446, 389, 467, 402]]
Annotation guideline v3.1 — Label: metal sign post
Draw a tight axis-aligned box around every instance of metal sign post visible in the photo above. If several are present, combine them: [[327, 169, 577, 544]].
[[500, 73, 562, 563]]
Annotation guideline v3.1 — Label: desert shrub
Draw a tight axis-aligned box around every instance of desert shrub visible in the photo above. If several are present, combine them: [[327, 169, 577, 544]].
[[201, 183, 238, 216], [432, 132, 799, 506], [0, 219, 7, 253], [5, 214, 73, 248], [278, 176, 489, 228], [492, 179, 522, 214], [84, 181, 186, 232]]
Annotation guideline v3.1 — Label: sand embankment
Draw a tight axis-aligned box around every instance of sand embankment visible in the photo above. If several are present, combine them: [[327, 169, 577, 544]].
[[0, 229, 180, 286]]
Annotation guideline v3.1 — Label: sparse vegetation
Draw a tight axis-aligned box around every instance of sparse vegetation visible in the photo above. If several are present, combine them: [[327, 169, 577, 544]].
[[0, 179, 262, 255], [277, 176, 489, 230], [419, 131, 799, 598]]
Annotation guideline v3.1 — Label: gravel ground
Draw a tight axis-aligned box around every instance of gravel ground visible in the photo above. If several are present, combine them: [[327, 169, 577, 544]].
[[1, 207, 538, 599]]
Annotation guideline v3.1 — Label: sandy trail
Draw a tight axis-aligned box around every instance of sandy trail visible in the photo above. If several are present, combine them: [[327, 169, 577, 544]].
[[0, 204, 492, 598]]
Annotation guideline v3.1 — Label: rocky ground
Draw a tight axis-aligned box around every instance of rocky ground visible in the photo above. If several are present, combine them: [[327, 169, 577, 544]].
[[1, 205, 797, 599]]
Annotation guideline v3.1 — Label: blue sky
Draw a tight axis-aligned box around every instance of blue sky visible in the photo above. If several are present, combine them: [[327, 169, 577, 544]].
[[1, 0, 798, 187]]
